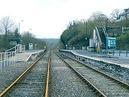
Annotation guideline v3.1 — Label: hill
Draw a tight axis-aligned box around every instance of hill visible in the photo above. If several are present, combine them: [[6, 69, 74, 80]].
[[43, 38, 59, 49]]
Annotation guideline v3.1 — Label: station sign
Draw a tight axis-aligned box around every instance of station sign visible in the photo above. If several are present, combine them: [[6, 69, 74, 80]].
[[29, 43, 33, 50]]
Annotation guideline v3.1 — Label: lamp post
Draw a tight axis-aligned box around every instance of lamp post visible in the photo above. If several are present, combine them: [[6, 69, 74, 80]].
[[105, 18, 108, 51], [85, 21, 88, 49], [85, 37, 87, 44], [18, 20, 24, 35], [15, 20, 23, 51], [85, 37, 88, 50], [66, 44, 67, 49]]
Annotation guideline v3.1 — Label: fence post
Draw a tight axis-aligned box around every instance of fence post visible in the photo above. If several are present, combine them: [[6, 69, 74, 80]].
[[112, 50, 114, 56], [126, 51, 128, 57], [8, 52, 11, 65], [0, 44, 25, 69], [0, 53, 2, 70], [6, 52, 8, 66], [4, 52, 6, 67], [12, 51, 15, 64], [119, 50, 121, 56]]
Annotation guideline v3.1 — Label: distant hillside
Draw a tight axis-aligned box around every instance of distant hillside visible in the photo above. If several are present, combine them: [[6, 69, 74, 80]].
[[43, 38, 59, 49]]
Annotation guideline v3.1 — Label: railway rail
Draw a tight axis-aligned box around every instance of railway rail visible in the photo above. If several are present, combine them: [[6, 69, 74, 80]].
[[59, 52, 129, 97], [49, 52, 101, 97], [0, 51, 103, 97], [1, 50, 129, 97], [0, 61, 33, 93], [0, 51, 49, 97]]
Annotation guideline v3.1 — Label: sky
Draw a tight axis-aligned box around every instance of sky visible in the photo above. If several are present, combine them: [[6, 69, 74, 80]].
[[0, 0, 129, 38]]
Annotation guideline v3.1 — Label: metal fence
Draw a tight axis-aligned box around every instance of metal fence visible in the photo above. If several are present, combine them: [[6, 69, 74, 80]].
[[102, 50, 129, 58], [0, 44, 25, 70]]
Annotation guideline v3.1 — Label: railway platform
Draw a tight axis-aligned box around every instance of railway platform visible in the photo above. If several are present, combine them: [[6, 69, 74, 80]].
[[64, 50, 129, 69], [8, 50, 45, 62]]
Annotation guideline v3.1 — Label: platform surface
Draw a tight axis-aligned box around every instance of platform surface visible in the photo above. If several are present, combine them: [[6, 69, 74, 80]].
[[8, 50, 44, 62], [66, 50, 129, 69]]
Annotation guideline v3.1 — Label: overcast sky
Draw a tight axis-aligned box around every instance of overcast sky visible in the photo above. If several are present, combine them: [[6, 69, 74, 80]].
[[0, 0, 128, 38]]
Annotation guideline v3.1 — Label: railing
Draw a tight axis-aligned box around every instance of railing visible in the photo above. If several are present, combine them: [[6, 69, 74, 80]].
[[0, 44, 25, 70], [102, 50, 129, 58]]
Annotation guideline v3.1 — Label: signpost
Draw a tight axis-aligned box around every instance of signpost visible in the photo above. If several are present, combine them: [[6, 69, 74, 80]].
[[29, 43, 33, 50]]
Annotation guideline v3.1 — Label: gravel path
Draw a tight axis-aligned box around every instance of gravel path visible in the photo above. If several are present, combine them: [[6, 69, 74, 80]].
[[49, 53, 99, 97], [4, 52, 49, 97], [64, 57, 129, 97]]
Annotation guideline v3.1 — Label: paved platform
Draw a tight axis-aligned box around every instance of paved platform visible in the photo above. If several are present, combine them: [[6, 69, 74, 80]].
[[8, 50, 45, 62], [62, 50, 129, 69]]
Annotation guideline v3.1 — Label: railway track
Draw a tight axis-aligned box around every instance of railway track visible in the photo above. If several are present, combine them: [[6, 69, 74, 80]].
[[0, 61, 33, 93], [49, 52, 103, 97], [0, 51, 50, 97], [0, 51, 104, 97], [1, 50, 129, 97], [59, 53, 129, 97]]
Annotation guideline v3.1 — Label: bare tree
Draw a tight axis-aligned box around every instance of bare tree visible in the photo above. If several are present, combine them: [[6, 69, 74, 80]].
[[0, 16, 15, 48], [89, 11, 108, 26], [0, 16, 15, 36], [110, 9, 121, 21]]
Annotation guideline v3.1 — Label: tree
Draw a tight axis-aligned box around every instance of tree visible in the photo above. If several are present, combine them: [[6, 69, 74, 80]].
[[0, 16, 15, 48], [21, 32, 46, 50], [110, 9, 121, 21], [0, 16, 15, 35], [8, 28, 21, 44], [117, 31, 129, 50], [89, 11, 108, 27], [14, 28, 21, 40]]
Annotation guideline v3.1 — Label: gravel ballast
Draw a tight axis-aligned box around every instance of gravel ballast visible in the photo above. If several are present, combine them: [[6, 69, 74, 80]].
[[5, 52, 49, 97], [60, 51, 129, 84], [0, 61, 33, 93], [64, 57, 129, 97], [49, 53, 99, 97]]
